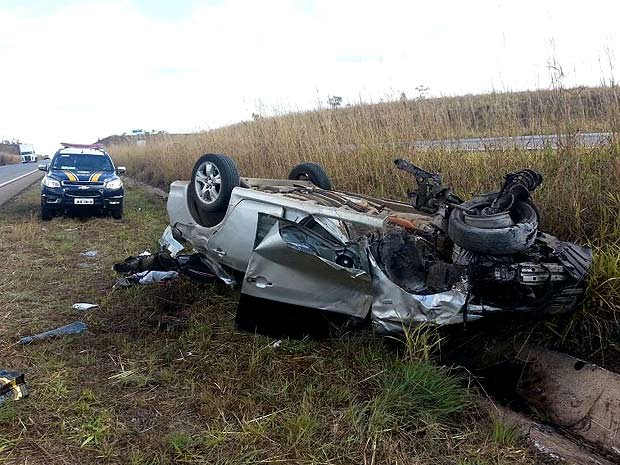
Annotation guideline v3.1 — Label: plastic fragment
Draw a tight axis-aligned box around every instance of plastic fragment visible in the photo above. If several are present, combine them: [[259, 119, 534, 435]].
[[159, 226, 184, 257], [113, 270, 179, 289], [72, 303, 99, 311], [19, 321, 88, 345], [80, 250, 99, 258], [0, 370, 28, 405]]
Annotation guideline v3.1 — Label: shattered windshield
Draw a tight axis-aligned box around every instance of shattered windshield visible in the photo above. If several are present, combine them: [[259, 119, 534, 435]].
[[52, 154, 114, 171]]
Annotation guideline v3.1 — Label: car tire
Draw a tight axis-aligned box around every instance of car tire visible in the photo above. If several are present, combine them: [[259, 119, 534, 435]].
[[41, 203, 53, 221], [112, 205, 123, 220], [288, 162, 332, 190], [448, 194, 538, 255], [187, 153, 241, 227], [190, 154, 240, 212]]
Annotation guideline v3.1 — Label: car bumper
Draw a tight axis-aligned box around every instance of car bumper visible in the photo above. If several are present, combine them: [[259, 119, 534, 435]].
[[41, 186, 124, 210]]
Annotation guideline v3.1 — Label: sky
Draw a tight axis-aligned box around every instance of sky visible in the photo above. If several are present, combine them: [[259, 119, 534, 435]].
[[0, 0, 619, 155]]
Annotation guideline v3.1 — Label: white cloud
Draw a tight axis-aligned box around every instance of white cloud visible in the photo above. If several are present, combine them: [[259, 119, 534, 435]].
[[0, 0, 618, 154]]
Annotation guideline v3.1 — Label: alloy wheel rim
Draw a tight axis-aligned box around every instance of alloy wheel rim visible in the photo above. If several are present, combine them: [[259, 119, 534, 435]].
[[194, 161, 222, 204]]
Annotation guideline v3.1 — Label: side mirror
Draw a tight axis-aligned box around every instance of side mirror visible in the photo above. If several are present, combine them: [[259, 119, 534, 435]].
[[117, 166, 126, 175], [38, 164, 48, 172]]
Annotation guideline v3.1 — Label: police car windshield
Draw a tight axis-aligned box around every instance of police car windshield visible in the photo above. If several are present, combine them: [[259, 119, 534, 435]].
[[52, 154, 114, 171]]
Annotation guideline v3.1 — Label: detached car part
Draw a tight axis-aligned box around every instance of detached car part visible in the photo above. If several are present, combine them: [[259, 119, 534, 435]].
[[118, 154, 592, 335], [0, 371, 28, 405]]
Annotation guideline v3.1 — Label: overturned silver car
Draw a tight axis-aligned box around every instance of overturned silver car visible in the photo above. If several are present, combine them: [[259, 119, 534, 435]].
[[133, 154, 592, 334]]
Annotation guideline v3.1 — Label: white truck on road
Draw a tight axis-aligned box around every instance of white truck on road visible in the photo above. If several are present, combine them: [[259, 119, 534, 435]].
[[19, 144, 36, 163]]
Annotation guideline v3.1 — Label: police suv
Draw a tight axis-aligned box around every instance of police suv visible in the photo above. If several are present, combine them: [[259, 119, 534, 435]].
[[39, 143, 126, 220]]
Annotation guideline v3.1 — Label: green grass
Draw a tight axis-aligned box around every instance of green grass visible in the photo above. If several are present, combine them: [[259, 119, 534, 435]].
[[490, 421, 521, 447], [0, 184, 538, 464], [366, 361, 470, 433]]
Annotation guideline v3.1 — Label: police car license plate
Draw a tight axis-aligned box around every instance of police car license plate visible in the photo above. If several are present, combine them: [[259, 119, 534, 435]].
[[74, 198, 94, 205]]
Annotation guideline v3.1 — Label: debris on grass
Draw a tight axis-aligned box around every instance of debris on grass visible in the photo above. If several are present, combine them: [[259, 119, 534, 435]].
[[114, 270, 180, 289], [159, 225, 184, 257], [0, 371, 28, 405], [19, 321, 88, 345], [113, 250, 234, 287], [80, 250, 99, 258], [72, 303, 99, 311]]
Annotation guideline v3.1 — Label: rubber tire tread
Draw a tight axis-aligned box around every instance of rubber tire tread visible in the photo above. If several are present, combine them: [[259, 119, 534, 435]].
[[288, 162, 332, 190], [448, 197, 538, 255]]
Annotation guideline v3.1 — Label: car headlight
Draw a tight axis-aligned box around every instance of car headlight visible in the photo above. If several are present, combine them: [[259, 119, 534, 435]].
[[105, 178, 123, 190], [42, 176, 61, 188]]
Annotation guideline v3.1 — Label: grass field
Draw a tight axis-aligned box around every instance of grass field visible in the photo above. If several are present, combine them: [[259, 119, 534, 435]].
[[0, 185, 538, 464], [108, 85, 620, 367]]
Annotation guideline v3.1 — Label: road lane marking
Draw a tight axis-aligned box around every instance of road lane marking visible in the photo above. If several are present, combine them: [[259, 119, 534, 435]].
[[0, 169, 40, 189]]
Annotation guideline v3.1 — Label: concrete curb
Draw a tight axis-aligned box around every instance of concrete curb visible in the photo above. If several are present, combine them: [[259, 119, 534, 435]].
[[123, 176, 168, 201]]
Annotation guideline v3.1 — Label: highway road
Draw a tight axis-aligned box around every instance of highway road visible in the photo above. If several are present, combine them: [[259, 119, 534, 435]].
[[410, 131, 612, 151], [0, 162, 45, 208], [344, 132, 613, 152]]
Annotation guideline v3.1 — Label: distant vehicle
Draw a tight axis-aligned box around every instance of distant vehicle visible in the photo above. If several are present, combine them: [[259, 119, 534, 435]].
[[38, 143, 126, 220], [130, 129, 147, 146], [19, 144, 36, 163]]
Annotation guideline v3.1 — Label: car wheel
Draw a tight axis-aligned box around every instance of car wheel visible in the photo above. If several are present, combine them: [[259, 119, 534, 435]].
[[188, 154, 240, 225], [448, 194, 538, 254], [288, 162, 332, 190], [41, 203, 53, 221], [112, 205, 123, 220]]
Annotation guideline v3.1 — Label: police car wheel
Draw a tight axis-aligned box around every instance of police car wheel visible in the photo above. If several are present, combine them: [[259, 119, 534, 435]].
[[41, 204, 53, 221]]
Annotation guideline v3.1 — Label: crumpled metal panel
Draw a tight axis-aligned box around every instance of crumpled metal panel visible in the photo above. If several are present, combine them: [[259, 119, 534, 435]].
[[159, 226, 184, 257], [368, 253, 501, 333], [539, 233, 593, 281], [241, 221, 373, 319]]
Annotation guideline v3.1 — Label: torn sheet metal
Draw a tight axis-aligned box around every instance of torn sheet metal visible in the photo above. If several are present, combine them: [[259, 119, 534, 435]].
[[19, 321, 87, 345], [193, 251, 236, 286], [538, 233, 593, 281], [242, 220, 372, 319], [369, 252, 492, 333], [159, 225, 184, 257], [0, 370, 28, 405]]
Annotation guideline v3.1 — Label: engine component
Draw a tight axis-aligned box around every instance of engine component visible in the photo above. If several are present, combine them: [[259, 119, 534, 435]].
[[485, 169, 543, 215], [394, 158, 462, 213]]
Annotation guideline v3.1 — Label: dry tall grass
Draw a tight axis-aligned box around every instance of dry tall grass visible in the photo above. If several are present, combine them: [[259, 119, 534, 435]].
[[0, 152, 20, 166], [108, 85, 620, 356], [109, 86, 620, 242]]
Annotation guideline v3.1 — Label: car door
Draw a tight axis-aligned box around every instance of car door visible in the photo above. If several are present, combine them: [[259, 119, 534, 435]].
[[240, 214, 373, 319]]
